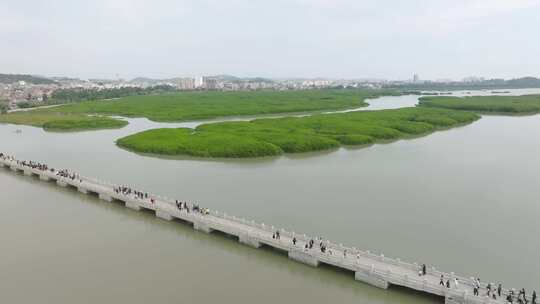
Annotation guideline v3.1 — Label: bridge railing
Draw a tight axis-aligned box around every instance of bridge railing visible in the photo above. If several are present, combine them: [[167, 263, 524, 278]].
[[1, 154, 535, 303]]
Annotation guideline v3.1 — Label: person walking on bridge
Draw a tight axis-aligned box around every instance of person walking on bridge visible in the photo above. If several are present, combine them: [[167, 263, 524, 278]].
[[532, 290, 536, 304], [439, 275, 444, 286], [498, 284, 502, 297], [422, 264, 427, 276], [292, 237, 297, 246], [519, 288, 527, 304], [508, 294, 514, 304]]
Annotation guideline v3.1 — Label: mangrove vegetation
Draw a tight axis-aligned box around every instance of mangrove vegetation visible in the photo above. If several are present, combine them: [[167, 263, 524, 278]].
[[0, 89, 395, 131], [0, 111, 127, 131], [46, 89, 396, 122], [419, 95, 540, 114], [117, 107, 480, 158]]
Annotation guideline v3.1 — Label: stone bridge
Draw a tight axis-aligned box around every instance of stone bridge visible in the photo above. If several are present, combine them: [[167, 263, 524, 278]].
[[0, 156, 534, 304]]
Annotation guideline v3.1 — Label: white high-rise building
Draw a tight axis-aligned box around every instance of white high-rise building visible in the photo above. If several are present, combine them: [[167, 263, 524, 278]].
[[202, 77, 218, 90], [194, 77, 204, 88], [177, 78, 195, 90]]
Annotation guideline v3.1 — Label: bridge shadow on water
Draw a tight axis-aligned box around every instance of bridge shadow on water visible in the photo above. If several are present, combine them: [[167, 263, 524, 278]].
[[110, 197, 126, 207], [139, 206, 156, 216], [319, 261, 356, 279], [258, 242, 289, 257], [389, 285, 445, 303], [171, 215, 194, 228], [209, 229, 239, 242]]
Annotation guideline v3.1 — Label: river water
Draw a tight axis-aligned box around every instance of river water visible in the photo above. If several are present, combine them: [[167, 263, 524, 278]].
[[1, 89, 539, 303]]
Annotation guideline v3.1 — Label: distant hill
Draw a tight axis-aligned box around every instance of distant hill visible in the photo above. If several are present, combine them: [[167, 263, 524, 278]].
[[50, 76, 82, 82], [386, 77, 540, 90], [129, 77, 161, 84], [506, 77, 540, 87], [210, 74, 241, 82], [0, 74, 57, 85], [210, 75, 274, 83], [128, 75, 274, 84]]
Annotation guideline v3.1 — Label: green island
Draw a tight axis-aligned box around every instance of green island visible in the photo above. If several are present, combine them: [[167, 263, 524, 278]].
[[418, 94, 540, 114], [0, 89, 395, 131], [0, 111, 127, 131], [117, 107, 479, 158], [43, 89, 395, 121]]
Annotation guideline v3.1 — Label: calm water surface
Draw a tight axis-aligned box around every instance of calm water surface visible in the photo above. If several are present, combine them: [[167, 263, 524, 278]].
[[1, 89, 539, 303]]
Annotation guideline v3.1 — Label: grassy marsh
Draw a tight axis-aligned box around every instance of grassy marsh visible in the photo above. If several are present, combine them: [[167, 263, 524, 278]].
[[419, 95, 540, 114], [0, 112, 127, 131], [47, 89, 396, 122], [117, 107, 480, 158]]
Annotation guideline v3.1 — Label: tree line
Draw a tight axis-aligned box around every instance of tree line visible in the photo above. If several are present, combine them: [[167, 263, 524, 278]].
[[0, 101, 8, 114], [49, 85, 177, 104]]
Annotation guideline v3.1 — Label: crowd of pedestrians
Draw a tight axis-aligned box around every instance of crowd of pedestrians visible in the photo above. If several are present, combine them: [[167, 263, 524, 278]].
[[289, 235, 332, 255], [2, 152, 210, 217], [1, 153, 81, 180], [0, 153, 80, 181], [2, 152, 537, 304], [114, 186, 149, 200], [19, 160, 49, 171], [0, 153, 14, 162], [56, 169, 81, 181], [175, 200, 209, 215], [1, 153, 52, 172], [505, 288, 536, 304], [475, 280, 537, 303], [438, 274, 455, 289]]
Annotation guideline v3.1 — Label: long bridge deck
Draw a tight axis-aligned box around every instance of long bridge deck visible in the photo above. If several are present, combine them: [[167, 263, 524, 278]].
[[0, 155, 534, 304]]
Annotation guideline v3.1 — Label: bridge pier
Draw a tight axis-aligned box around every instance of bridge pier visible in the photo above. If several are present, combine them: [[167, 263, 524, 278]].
[[239, 233, 261, 248], [354, 269, 389, 289], [194, 221, 213, 233], [3, 154, 518, 304], [98, 193, 113, 202], [156, 210, 173, 221], [445, 293, 473, 304], [288, 249, 319, 267], [126, 201, 141, 211], [445, 295, 462, 304]]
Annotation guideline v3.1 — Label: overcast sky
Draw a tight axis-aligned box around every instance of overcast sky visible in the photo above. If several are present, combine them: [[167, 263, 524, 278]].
[[2, 0, 540, 80]]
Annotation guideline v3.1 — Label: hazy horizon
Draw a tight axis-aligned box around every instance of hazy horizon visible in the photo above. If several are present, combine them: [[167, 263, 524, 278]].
[[2, 0, 540, 80]]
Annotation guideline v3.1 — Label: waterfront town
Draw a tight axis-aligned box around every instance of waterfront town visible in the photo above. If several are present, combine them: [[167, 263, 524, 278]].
[[0, 73, 504, 111], [0, 74, 382, 109]]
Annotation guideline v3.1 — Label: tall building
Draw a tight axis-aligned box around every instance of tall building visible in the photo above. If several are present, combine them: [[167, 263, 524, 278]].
[[413, 74, 419, 83], [202, 77, 218, 90], [194, 77, 204, 88], [177, 78, 195, 90]]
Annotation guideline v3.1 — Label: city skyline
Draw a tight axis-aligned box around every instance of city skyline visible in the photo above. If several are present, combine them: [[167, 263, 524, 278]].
[[2, 0, 540, 80]]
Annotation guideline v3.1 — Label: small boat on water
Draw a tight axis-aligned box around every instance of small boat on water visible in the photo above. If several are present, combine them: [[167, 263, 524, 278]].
[[15, 129, 22, 134]]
